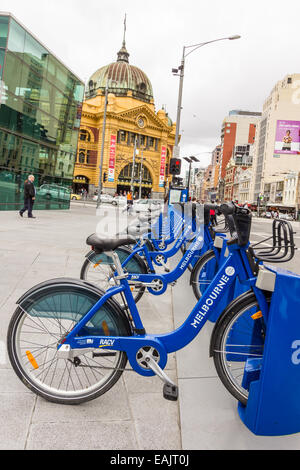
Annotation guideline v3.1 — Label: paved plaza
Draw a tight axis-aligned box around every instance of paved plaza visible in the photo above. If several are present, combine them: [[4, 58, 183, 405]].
[[0, 203, 300, 450]]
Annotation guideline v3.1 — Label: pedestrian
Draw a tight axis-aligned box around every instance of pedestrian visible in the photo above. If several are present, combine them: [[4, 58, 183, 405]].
[[19, 175, 36, 219], [210, 202, 217, 226], [123, 190, 133, 214]]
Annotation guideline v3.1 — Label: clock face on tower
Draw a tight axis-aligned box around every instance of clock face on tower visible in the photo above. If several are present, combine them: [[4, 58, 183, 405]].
[[137, 116, 145, 128]]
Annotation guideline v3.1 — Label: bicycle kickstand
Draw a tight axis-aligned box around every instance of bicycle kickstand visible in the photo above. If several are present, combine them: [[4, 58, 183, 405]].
[[145, 354, 178, 401]]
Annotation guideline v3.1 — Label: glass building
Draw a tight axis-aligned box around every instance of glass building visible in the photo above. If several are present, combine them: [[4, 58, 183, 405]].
[[0, 13, 84, 210]]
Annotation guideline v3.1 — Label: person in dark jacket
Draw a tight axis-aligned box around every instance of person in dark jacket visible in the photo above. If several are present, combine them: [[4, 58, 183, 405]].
[[19, 175, 36, 218]]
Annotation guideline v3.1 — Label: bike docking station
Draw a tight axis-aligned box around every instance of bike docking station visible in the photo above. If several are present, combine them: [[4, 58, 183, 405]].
[[237, 264, 300, 436]]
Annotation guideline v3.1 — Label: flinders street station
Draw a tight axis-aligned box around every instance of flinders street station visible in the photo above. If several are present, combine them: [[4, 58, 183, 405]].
[[73, 35, 177, 198]]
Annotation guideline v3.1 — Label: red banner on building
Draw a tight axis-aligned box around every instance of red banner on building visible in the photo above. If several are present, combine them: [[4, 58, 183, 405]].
[[108, 134, 117, 182], [159, 145, 167, 188]]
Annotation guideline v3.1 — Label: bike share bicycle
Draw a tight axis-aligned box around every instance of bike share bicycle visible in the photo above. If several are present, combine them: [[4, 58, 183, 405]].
[[7, 202, 295, 407]]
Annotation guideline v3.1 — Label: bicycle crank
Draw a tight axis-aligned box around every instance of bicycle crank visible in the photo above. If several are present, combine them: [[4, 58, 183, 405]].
[[136, 346, 178, 402]]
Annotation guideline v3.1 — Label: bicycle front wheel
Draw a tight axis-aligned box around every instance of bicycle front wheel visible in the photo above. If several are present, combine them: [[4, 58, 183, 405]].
[[212, 293, 267, 406], [191, 250, 218, 300], [7, 283, 131, 405], [80, 247, 147, 305]]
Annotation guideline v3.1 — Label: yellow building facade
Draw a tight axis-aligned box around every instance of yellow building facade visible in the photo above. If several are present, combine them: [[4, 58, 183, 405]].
[[73, 39, 176, 198]]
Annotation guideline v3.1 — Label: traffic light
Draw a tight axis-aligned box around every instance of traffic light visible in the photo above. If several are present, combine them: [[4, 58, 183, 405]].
[[169, 158, 182, 175], [103, 172, 107, 182]]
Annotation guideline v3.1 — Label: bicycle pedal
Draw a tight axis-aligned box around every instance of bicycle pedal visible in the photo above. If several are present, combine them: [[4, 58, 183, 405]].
[[163, 383, 178, 401]]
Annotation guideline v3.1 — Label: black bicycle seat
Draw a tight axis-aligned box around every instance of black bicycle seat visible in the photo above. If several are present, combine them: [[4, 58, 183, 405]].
[[86, 233, 136, 253]]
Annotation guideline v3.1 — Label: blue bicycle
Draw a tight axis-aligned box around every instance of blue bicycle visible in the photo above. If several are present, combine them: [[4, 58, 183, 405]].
[[7, 202, 295, 405]]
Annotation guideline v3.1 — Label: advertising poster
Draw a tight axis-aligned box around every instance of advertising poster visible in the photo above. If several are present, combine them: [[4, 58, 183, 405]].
[[274, 120, 300, 155], [108, 134, 117, 182], [159, 145, 167, 188]]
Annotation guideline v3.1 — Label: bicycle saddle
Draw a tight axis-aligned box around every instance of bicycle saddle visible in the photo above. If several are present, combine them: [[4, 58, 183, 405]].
[[86, 233, 136, 253]]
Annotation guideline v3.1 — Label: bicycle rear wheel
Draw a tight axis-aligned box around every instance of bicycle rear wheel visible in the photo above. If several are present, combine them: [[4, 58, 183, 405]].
[[212, 293, 267, 406], [7, 283, 131, 405]]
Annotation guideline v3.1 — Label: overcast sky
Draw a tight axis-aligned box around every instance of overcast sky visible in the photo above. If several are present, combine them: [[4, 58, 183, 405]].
[[2, 0, 300, 169]]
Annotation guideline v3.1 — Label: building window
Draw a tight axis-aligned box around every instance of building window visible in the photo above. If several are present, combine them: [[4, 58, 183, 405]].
[[78, 151, 85, 163], [140, 135, 146, 147], [118, 130, 127, 142], [148, 137, 154, 147], [80, 129, 91, 142]]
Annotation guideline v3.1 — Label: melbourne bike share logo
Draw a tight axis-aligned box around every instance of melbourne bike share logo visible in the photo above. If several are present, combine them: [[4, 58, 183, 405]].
[[179, 234, 204, 271], [190, 266, 236, 329]]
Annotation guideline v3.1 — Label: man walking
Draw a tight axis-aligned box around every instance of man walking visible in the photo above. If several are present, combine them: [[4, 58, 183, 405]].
[[19, 175, 36, 218]]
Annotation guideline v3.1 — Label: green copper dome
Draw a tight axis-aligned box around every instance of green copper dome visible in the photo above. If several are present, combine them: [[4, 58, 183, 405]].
[[86, 41, 154, 103]]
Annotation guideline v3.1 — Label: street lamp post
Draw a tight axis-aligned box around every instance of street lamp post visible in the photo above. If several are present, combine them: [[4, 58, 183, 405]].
[[184, 156, 200, 199], [96, 78, 117, 208], [172, 35, 241, 158], [130, 136, 138, 195], [138, 148, 146, 199]]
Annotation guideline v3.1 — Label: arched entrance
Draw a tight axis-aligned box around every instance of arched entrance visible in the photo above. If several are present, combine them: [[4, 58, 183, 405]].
[[73, 175, 90, 195], [117, 162, 153, 199]]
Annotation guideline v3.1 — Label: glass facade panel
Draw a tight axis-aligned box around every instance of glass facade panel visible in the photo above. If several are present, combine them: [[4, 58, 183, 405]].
[[0, 14, 84, 211], [0, 16, 8, 48], [0, 49, 5, 80], [7, 18, 25, 53]]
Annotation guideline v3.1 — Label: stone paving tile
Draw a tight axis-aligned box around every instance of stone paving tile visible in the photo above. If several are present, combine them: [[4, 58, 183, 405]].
[[32, 379, 131, 423], [127, 391, 181, 450], [0, 393, 36, 450], [26, 421, 138, 450]]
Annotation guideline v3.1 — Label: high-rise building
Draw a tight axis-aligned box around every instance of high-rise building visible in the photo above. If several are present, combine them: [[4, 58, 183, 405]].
[[252, 74, 300, 215], [208, 145, 221, 201], [218, 110, 261, 200], [0, 13, 84, 211]]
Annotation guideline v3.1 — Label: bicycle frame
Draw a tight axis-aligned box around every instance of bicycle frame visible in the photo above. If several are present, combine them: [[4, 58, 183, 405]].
[[59, 242, 269, 377], [124, 224, 214, 295], [138, 205, 186, 251], [126, 219, 200, 272]]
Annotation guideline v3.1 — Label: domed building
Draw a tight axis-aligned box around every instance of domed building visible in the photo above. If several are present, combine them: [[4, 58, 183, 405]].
[[73, 35, 177, 199]]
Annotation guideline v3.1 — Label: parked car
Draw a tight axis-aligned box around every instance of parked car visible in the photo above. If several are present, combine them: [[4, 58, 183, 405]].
[[92, 194, 115, 204], [279, 213, 294, 221], [132, 198, 163, 213], [113, 196, 126, 206], [264, 211, 272, 218], [71, 193, 82, 200], [37, 184, 71, 201]]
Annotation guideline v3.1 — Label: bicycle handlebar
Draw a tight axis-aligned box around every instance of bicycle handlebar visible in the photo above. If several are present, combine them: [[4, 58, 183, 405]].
[[215, 202, 252, 247]]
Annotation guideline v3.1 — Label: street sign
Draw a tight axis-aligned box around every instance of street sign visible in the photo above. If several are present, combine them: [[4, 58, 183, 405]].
[[173, 146, 180, 158]]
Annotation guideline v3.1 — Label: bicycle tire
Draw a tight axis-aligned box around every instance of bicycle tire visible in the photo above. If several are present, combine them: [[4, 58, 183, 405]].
[[190, 250, 218, 300], [80, 246, 148, 305], [211, 292, 267, 406], [7, 282, 132, 405]]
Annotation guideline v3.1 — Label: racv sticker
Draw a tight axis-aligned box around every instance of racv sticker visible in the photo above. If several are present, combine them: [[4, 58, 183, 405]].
[[99, 339, 115, 348]]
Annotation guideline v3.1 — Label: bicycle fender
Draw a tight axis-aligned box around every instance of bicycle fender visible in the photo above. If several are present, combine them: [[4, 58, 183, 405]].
[[84, 250, 95, 259], [209, 289, 254, 357], [16, 278, 109, 310]]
